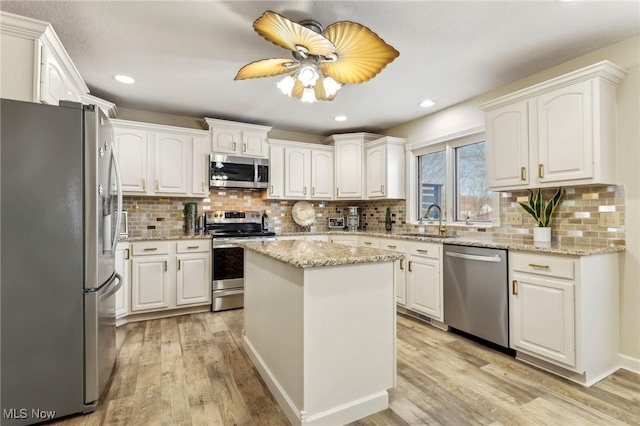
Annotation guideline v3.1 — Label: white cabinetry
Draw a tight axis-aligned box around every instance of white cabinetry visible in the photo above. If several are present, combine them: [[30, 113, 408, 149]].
[[509, 251, 619, 386], [131, 242, 171, 312], [481, 61, 626, 190], [111, 120, 210, 197], [114, 242, 130, 319], [329, 235, 357, 247], [269, 139, 334, 200], [365, 137, 407, 199], [129, 239, 212, 315], [176, 240, 211, 306], [324, 133, 382, 200], [0, 12, 89, 105], [205, 118, 272, 158], [406, 241, 442, 320], [379, 239, 407, 306], [357, 236, 380, 248]]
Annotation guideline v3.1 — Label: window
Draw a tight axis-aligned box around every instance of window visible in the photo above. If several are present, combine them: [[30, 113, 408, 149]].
[[413, 134, 495, 225]]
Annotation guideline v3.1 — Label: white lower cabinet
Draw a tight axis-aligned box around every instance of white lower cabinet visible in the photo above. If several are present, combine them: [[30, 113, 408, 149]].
[[124, 239, 211, 317], [509, 251, 619, 386], [357, 236, 380, 248], [378, 239, 407, 306], [114, 242, 130, 318], [406, 241, 442, 321], [329, 235, 358, 247], [176, 241, 211, 306]]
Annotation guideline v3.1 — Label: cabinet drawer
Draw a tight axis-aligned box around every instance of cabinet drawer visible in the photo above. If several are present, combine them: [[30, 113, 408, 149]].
[[379, 239, 406, 253], [176, 240, 210, 253], [406, 241, 441, 260], [358, 236, 380, 248], [131, 241, 170, 256], [511, 253, 575, 280]]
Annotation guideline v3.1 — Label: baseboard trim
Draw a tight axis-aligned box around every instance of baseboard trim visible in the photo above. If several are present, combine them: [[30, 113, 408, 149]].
[[115, 304, 211, 326], [618, 353, 640, 374]]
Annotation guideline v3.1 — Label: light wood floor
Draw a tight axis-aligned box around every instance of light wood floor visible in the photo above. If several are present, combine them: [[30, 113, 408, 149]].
[[50, 310, 639, 426]]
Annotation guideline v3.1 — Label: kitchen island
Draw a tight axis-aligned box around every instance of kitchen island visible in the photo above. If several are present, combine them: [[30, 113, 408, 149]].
[[241, 240, 403, 426]]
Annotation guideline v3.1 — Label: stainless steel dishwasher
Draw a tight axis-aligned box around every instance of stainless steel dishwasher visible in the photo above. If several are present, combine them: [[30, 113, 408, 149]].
[[443, 244, 509, 348]]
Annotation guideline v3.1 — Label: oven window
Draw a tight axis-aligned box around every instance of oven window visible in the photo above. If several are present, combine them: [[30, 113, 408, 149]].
[[213, 247, 244, 280], [210, 161, 254, 183]]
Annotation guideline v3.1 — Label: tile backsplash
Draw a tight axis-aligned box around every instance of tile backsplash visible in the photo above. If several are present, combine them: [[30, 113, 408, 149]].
[[123, 184, 625, 246]]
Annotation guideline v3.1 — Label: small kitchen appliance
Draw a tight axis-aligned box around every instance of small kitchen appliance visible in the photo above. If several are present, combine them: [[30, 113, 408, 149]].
[[328, 217, 345, 229], [346, 206, 360, 231], [205, 210, 276, 312]]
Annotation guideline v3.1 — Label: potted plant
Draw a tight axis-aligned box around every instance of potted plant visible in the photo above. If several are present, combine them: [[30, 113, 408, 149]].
[[519, 187, 564, 242]]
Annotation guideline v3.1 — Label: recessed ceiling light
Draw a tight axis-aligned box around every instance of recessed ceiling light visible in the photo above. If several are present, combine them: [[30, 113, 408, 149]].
[[334, 115, 347, 122], [114, 75, 135, 84], [419, 99, 436, 108]]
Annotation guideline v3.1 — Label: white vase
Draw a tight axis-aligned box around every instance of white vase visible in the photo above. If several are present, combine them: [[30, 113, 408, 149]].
[[533, 227, 551, 243]]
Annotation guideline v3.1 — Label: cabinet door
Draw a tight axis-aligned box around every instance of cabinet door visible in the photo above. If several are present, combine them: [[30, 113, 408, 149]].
[[311, 150, 334, 199], [284, 147, 310, 198], [268, 144, 285, 198], [537, 80, 594, 183], [113, 128, 148, 193], [366, 145, 386, 198], [407, 256, 441, 320], [40, 46, 67, 105], [176, 252, 211, 306], [335, 140, 363, 199], [242, 131, 268, 158], [114, 243, 130, 318], [485, 101, 530, 189], [154, 132, 189, 194], [510, 274, 575, 366], [131, 256, 170, 311], [211, 127, 241, 154], [191, 134, 211, 196]]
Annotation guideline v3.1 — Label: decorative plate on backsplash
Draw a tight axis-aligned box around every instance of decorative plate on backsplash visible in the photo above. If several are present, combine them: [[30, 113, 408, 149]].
[[292, 201, 316, 226]]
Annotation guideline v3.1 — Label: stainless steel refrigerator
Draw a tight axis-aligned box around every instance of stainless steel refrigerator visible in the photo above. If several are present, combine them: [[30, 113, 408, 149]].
[[1, 99, 123, 425]]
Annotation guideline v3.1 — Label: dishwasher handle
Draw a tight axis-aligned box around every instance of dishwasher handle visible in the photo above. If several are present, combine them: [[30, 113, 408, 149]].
[[445, 251, 502, 263]]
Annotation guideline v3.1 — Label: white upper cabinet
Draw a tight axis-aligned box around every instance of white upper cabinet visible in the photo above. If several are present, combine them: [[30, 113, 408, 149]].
[[324, 133, 382, 200], [205, 118, 272, 158], [481, 61, 626, 190], [365, 136, 407, 199], [269, 139, 334, 200], [111, 119, 210, 197], [0, 12, 88, 105], [154, 132, 189, 194]]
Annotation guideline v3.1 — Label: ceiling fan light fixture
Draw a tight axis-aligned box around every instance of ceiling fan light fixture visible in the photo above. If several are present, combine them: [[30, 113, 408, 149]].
[[323, 76, 342, 97], [276, 75, 295, 96], [301, 87, 317, 103], [298, 65, 320, 87]]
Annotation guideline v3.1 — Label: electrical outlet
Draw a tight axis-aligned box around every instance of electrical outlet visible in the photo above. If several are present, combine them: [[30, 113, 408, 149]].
[[599, 212, 621, 228], [504, 213, 523, 225]]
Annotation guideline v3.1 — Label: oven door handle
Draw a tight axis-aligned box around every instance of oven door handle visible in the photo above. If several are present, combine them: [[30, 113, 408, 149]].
[[213, 289, 244, 297]]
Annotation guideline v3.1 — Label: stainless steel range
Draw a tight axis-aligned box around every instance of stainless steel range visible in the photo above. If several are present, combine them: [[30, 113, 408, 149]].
[[205, 210, 275, 311]]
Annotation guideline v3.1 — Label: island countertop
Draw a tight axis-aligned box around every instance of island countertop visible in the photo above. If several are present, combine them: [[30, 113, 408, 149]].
[[240, 239, 404, 268]]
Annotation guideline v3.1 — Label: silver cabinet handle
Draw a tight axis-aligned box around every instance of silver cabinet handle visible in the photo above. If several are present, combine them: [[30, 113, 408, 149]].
[[399, 259, 404, 270], [243, 142, 247, 152], [381, 184, 385, 194], [408, 261, 412, 272], [270, 185, 274, 194], [233, 142, 237, 151], [163, 261, 167, 271], [387, 245, 397, 249], [528, 263, 549, 269], [202, 182, 205, 192], [143, 247, 158, 251], [125, 248, 130, 260], [312, 187, 315, 195], [303, 187, 307, 195], [142, 179, 146, 190]]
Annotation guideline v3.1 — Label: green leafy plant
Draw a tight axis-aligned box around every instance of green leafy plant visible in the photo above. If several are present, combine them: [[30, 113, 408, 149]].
[[519, 187, 565, 227]]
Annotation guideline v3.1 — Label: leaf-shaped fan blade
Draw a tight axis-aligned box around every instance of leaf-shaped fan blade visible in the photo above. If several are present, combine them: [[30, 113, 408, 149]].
[[291, 78, 336, 101], [234, 58, 299, 80], [253, 11, 336, 56], [320, 21, 399, 84]]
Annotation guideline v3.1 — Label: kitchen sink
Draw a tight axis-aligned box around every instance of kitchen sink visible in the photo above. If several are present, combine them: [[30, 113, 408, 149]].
[[399, 233, 458, 238]]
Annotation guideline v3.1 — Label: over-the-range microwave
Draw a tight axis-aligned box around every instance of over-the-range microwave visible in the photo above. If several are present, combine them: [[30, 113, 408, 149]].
[[209, 154, 269, 189]]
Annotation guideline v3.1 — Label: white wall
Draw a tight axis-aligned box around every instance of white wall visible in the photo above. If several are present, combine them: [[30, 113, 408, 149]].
[[386, 35, 640, 364]]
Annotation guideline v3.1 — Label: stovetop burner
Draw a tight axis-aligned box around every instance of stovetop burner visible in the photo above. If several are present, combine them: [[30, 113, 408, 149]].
[[205, 210, 274, 239]]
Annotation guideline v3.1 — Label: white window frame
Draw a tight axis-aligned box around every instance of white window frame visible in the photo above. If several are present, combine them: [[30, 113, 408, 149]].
[[406, 127, 500, 228]]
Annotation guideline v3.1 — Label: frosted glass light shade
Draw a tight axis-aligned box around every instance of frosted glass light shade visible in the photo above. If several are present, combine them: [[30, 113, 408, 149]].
[[323, 76, 342, 97], [276, 75, 295, 96], [301, 87, 317, 103], [298, 65, 319, 87]]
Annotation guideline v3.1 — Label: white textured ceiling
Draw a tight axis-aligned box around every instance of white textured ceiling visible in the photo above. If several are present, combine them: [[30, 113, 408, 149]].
[[2, 1, 639, 135]]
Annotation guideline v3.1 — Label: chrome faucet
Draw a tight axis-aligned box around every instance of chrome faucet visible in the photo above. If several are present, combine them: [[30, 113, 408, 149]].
[[423, 204, 447, 236]]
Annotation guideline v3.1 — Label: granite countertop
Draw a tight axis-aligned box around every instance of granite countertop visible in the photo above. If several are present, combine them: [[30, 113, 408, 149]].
[[278, 231, 625, 256], [120, 232, 212, 242], [240, 239, 404, 268]]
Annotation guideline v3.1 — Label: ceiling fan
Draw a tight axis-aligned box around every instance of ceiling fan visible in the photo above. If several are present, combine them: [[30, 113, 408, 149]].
[[234, 11, 399, 103]]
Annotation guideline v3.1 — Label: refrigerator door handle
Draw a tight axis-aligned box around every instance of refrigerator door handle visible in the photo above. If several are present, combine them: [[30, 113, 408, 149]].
[[109, 142, 123, 252], [99, 273, 122, 301]]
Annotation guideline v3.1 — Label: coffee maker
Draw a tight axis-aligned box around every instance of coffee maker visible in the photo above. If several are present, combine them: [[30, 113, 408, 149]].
[[346, 206, 360, 231]]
